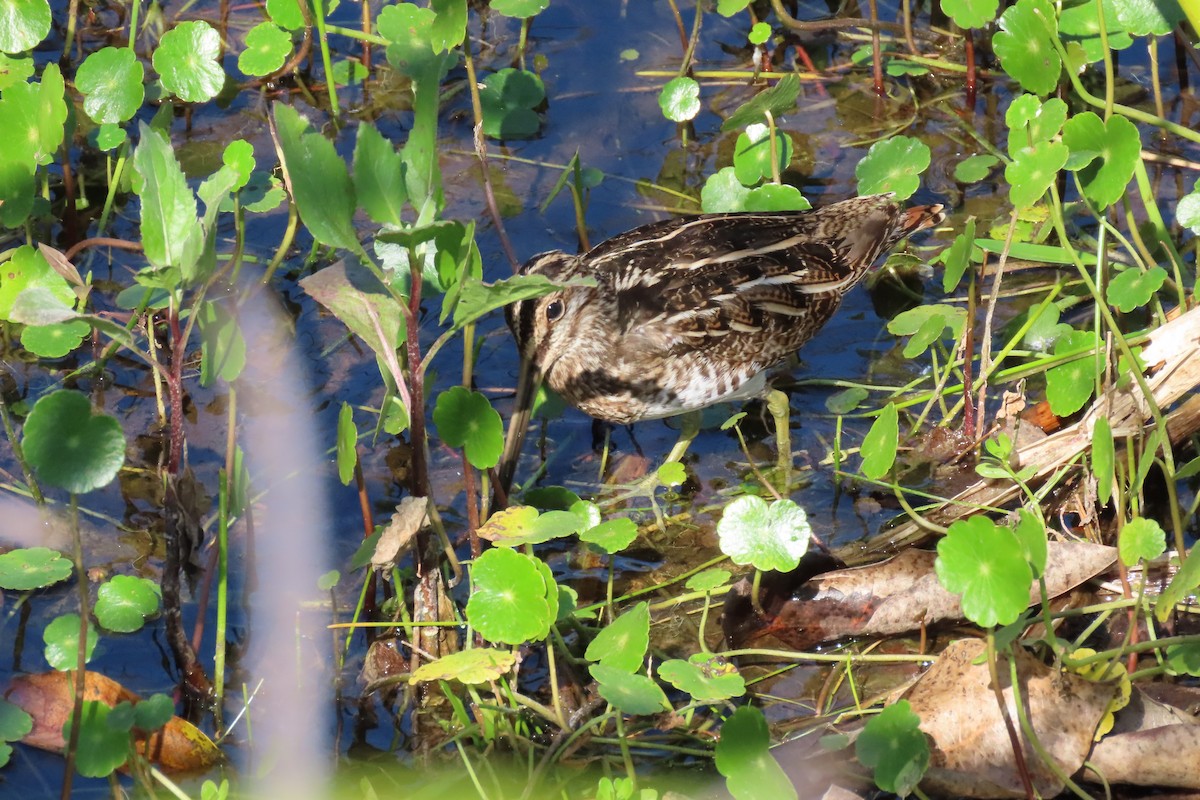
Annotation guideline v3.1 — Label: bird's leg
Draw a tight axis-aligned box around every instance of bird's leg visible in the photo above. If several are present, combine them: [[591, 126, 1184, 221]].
[[604, 410, 701, 506], [767, 389, 793, 482], [664, 409, 702, 465]]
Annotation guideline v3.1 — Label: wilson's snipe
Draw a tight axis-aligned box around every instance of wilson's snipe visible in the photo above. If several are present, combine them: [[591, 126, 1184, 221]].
[[499, 194, 945, 491]]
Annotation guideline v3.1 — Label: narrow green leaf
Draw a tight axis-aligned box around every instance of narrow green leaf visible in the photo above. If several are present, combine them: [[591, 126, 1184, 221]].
[[860, 403, 899, 480], [1092, 416, 1114, 506]]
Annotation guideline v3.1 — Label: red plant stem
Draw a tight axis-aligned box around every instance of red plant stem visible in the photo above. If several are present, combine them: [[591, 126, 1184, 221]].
[[964, 29, 977, 111], [463, 452, 481, 557], [962, 271, 977, 439], [791, 45, 827, 98], [354, 461, 379, 622]]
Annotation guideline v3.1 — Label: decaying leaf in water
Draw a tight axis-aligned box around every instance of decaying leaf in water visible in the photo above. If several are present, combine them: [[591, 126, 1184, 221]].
[[724, 541, 1116, 649], [4, 671, 221, 773], [372, 496, 427, 569], [905, 638, 1112, 798], [1082, 687, 1200, 789]]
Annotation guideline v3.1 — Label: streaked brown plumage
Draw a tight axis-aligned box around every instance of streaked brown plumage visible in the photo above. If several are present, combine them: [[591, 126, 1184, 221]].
[[505, 194, 944, 422]]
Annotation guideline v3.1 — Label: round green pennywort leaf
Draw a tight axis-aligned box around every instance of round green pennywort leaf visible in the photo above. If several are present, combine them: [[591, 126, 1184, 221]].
[[658, 76, 700, 123], [65, 702, 128, 777], [20, 319, 90, 358], [490, 0, 549, 16], [465, 548, 553, 644], [656, 460, 686, 487], [76, 47, 144, 124], [239, 22, 292, 77], [935, 515, 1032, 627], [700, 167, 751, 212], [941, 0, 999, 28], [1178, 190, 1200, 234], [686, 568, 732, 592], [153, 21, 225, 103], [0, 546, 72, 590], [94, 575, 162, 633], [590, 664, 670, 715], [266, 0, 304, 29], [716, 496, 811, 572], [994, 0, 1062, 96], [715, 706, 797, 800], [43, 613, 97, 671], [1005, 140, 1069, 209], [0, 0, 52, 54], [856, 700, 930, 796], [580, 517, 639, 554], [743, 183, 811, 211], [410, 648, 517, 685], [659, 654, 746, 702], [733, 123, 792, 186], [0, 697, 33, 742], [0, 244, 75, 321], [1105, 266, 1166, 313], [1061, 112, 1140, 209], [748, 21, 772, 44], [1166, 642, 1200, 677], [1118, 516, 1166, 567], [1045, 329, 1096, 416], [479, 68, 545, 140], [954, 154, 999, 182], [132, 693, 175, 731], [854, 135, 930, 199], [433, 386, 503, 469], [23, 390, 126, 494], [585, 601, 649, 672]]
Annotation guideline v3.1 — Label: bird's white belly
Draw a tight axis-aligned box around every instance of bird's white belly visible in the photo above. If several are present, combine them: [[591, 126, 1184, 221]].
[[637, 367, 768, 420]]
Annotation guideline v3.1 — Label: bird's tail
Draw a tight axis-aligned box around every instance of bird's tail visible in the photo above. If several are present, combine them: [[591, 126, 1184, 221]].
[[897, 204, 947, 237]]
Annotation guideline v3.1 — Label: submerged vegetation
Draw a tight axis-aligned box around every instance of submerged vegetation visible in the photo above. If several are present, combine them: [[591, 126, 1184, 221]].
[[0, 0, 1199, 797]]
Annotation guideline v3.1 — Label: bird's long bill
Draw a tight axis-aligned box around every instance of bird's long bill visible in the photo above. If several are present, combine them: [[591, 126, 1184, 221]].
[[497, 353, 542, 496]]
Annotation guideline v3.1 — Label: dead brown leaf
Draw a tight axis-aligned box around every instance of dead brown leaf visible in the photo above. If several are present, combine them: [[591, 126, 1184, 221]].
[[372, 496, 427, 569], [4, 671, 221, 774], [725, 541, 1115, 649], [907, 639, 1113, 798]]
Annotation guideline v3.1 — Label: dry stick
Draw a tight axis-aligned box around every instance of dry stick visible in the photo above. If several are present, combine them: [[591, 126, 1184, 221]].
[[962, 264, 978, 439], [665, 0, 689, 54], [975, 208, 1019, 439], [964, 29, 977, 111], [768, 0, 934, 38], [462, 46, 520, 274], [986, 633, 1037, 800], [867, 0, 883, 95], [900, 0, 918, 54]]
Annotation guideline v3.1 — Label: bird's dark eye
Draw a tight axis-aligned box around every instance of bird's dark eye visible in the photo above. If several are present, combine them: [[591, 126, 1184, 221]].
[[545, 300, 565, 323]]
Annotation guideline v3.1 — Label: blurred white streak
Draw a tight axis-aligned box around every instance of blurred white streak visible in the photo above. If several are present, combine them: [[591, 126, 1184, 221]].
[[239, 290, 332, 800]]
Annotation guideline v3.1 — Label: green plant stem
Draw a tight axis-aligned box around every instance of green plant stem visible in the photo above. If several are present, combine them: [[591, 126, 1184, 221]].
[[1047, 184, 1186, 553], [61, 495, 87, 800], [1007, 648, 1093, 799], [1130, 159, 1188, 305], [679, 1, 703, 77], [1095, 0, 1115, 119], [0, 393, 43, 504], [321, 24, 389, 47], [127, 0, 141, 52], [97, 142, 131, 235], [1050, 35, 1200, 145], [311, 0, 339, 119], [1062, 633, 1200, 667], [984, 632, 1036, 799], [213, 385, 236, 730], [614, 713, 637, 789]]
